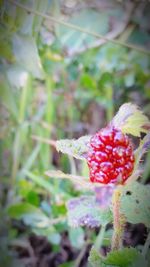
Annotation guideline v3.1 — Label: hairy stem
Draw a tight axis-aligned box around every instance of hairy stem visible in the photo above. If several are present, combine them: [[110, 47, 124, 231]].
[[112, 187, 126, 250]]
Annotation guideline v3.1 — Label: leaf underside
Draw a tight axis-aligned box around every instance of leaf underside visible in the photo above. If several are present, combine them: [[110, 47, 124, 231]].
[[66, 196, 112, 228], [112, 103, 149, 137]]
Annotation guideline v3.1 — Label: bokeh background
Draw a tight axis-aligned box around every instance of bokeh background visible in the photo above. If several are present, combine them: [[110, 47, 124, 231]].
[[0, 0, 150, 266]]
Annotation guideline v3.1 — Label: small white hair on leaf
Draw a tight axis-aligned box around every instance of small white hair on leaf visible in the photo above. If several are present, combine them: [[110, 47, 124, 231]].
[[112, 103, 149, 137]]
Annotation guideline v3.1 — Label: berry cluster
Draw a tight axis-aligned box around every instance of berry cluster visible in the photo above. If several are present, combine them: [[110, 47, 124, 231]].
[[87, 127, 134, 184]]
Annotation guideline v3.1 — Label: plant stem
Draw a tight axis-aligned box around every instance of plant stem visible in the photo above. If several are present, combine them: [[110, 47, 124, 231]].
[[12, 76, 31, 182], [142, 229, 150, 258], [111, 187, 125, 250], [95, 225, 106, 251], [74, 240, 91, 267]]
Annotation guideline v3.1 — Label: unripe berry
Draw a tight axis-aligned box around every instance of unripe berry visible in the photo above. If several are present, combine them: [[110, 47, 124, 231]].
[[87, 127, 135, 184]]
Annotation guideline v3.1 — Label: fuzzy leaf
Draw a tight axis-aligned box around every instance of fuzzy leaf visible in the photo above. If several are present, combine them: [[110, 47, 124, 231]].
[[56, 135, 91, 160], [134, 132, 150, 165], [66, 196, 112, 228], [103, 248, 139, 267], [88, 247, 104, 267], [112, 103, 149, 137], [45, 170, 110, 190], [120, 182, 150, 227], [46, 170, 91, 189]]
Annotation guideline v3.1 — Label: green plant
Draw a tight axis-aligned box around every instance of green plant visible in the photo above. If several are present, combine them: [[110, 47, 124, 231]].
[[1, 1, 150, 266], [45, 103, 150, 267]]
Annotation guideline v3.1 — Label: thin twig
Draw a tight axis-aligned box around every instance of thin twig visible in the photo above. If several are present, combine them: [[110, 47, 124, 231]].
[[9, 0, 150, 56], [49, 216, 66, 225], [67, 2, 135, 55], [40, 120, 54, 131], [31, 135, 56, 147], [74, 240, 91, 267]]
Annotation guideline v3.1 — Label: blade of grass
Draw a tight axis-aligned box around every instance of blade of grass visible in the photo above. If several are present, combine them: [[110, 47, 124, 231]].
[[11, 76, 31, 182], [24, 170, 57, 196], [38, 76, 54, 170], [19, 143, 41, 177]]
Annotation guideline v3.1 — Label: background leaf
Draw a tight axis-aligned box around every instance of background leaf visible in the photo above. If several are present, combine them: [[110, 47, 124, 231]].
[[88, 246, 104, 267], [13, 34, 44, 79], [0, 72, 18, 119], [103, 248, 140, 267], [8, 203, 50, 227], [120, 182, 150, 227], [69, 227, 84, 249]]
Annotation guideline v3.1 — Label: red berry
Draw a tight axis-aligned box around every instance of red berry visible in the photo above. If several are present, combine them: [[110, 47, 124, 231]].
[[87, 127, 135, 184]]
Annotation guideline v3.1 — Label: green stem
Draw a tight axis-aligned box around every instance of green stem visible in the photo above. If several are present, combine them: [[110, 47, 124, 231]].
[[142, 230, 150, 258], [68, 156, 77, 175], [18, 75, 31, 123], [95, 225, 106, 251], [111, 187, 125, 250], [105, 85, 114, 123], [12, 76, 31, 182], [74, 241, 89, 267]]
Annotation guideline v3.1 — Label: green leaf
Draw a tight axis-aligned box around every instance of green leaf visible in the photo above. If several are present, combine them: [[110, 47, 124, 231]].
[[120, 182, 150, 227], [103, 248, 139, 267], [0, 25, 13, 60], [0, 72, 18, 119], [129, 254, 148, 267], [26, 191, 40, 206], [69, 227, 84, 249], [59, 262, 74, 267], [33, 226, 61, 245], [56, 135, 91, 160], [8, 203, 49, 227], [58, 9, 109, 55], [66, 196, 112, 227], [24, 170, 55, 195], [112, 103, 149, 137], [15, 0, 35, 35], [80, 73, 97, 91], [6, 65, 28, 89], [98, 72, 113, 87], [88, 246, 104, 267], [12, 34, 44, 79], [32, 0, 49, 36]]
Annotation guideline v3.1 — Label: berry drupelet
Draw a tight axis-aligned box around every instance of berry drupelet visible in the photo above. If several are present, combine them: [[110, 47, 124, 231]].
[[87, 127, 135, 185]]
